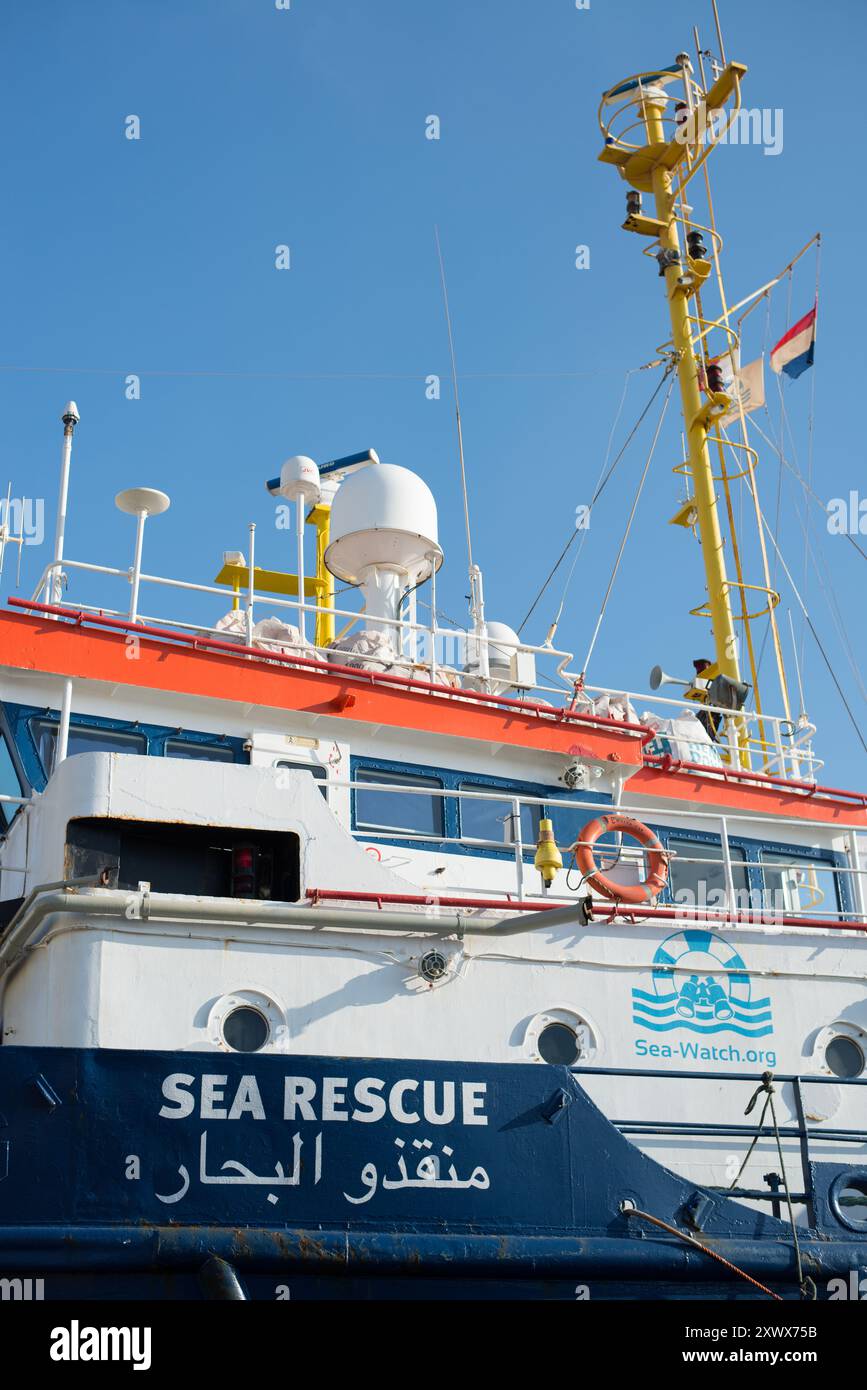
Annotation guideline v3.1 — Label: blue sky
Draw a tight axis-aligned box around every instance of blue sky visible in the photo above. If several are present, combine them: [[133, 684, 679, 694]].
[[1, 0, 864, 786]]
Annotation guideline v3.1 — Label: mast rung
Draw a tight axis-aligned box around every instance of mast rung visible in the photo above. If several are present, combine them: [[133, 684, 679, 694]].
[[621, 213, 667, 237]]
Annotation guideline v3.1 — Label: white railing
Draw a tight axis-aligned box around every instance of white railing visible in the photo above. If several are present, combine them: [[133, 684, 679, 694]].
[[27, 555, 823, 784], [325, 776, 867, 921], [2, 754, 864, 925]]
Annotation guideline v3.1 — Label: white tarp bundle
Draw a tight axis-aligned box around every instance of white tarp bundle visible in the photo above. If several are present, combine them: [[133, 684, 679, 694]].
[[571, 689, 639, 725], [642, 709, 724, 767], [214, 611, 324, 663], [328, 629, 410, 673]]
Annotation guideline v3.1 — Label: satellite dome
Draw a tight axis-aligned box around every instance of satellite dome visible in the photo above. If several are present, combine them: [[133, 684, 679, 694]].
[[325, 464, 443, 586]]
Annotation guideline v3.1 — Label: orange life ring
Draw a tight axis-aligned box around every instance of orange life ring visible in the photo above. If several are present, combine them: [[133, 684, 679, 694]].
[[573, 813, 669, 904]]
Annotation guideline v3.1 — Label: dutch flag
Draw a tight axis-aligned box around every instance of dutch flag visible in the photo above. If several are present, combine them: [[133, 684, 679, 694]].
[[770, 303, 817, 379]]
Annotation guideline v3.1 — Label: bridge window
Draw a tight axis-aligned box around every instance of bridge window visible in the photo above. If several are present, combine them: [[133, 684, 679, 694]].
[[276, 760, 328, 799], [355, 768, 444, 837], [165, 738, 235, 762], [458, 785, 541, 848], [668, 836, 748, 906], [34, 720, 147, 776], [0, 732, 24, 832], [760, 850, 840, 918]]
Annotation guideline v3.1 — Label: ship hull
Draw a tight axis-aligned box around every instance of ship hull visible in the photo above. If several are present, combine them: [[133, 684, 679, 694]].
[[0, 1046, 864, 1300]]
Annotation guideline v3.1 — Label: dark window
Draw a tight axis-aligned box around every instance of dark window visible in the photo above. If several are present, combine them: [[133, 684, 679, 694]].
[[355, 768, 444, 837], [836, 1178, 867, 1230], [538, 1022, 581, 1065], [34, 720, 147, 776], [668, 836, 749, 906], [223, 1007, 269, 1053], [165, 739, 235, 762], [276, 760, 328, 799], [459, 785, 541, 847], [760, 850, 840, 918], [826, 1036, 864, 1079], [65, 818, 301, 902], [276, 760, 326, 780]]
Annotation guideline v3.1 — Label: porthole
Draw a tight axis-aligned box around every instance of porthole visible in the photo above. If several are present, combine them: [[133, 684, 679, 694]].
[[207, 990, 285, 1053], [826, 1035, 865, 1079], [524, 1007, 597, 1066], [222, 1006, 269, 1053], [538, 1021, 581, 1065], [830, 1172, 867, 1232]]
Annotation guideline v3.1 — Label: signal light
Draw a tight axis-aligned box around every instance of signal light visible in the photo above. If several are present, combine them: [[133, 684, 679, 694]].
[[705, 361, 725, 394], [231, 843, 258, 898], [626, 191, 642, 217], [687, 230, 708, 260]]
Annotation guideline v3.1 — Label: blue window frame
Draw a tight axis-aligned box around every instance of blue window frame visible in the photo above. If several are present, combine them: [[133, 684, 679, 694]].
[[34, 719, 148, 776], [652, 823, 850, 918], [350, 755, 607, 859], [0, 702, 248, 791], [759, 849, 843, 919], [165, 738, 236, 763], [355, 768, 445, 838], [458, 783, 541, 847], [667, 834, 749, 904]]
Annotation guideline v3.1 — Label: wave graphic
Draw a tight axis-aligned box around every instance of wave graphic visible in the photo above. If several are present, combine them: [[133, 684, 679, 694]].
[[632, 989, 773, 1035], [631, 989, 770, 1010], [630, 1018, 775, 1037]]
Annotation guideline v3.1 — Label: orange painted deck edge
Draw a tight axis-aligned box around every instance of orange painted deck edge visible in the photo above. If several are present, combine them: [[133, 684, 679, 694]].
[[0, 611, 639, 762], [2, 612, 862, 826], [624, 764, 867, 827]]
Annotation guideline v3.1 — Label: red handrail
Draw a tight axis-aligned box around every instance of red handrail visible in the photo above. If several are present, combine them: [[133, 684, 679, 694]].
[[7, 597, 652, 740], [641, 752, 867, 807], [305, 887, 867, 933]]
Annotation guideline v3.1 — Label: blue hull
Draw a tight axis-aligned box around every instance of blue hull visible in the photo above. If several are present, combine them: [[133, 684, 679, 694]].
[[0, 1047, 863, 1299]]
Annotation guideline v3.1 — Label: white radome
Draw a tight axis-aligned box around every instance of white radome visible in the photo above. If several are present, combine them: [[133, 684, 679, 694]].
[[481, 621, 521, 676], [325, 463, 443, 585], [278, 455, 321, 506]]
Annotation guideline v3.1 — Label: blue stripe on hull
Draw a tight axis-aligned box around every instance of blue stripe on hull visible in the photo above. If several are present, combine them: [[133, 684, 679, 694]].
[[0, 1046, 862, 1299]]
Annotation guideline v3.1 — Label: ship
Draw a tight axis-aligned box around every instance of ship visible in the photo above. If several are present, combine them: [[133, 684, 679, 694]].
[[0, 23, 864, 1303]]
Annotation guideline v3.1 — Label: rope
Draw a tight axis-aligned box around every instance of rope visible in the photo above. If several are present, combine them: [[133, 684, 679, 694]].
[[739, 1072, 816, 1301], [760, 513, 867, 756], [749, 414, 866, 562], [621, 1204, 783, 1299], [580, 372, 675, 676], [517, 361, 676, 636], [546, 368, 637, 638]]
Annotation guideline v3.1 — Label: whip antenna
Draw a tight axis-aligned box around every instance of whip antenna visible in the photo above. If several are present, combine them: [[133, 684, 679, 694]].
[[435, 226, 488, 674], [434, 225, 475, 580]]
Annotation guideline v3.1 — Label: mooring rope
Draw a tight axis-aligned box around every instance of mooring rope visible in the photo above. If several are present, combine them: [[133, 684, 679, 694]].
[[621, 1203, 783, 1300]]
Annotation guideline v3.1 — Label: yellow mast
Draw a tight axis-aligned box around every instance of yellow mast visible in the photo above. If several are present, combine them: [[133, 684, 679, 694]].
[[598, 59, 763, 766]]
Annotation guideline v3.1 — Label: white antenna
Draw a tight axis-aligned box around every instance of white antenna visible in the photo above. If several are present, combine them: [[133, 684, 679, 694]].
[[47, 402, 80, 605], [0, 482, 26, 586], [115, 487, 171, 623], [787, 608, 807, 721], [434, 225, 489, 678]]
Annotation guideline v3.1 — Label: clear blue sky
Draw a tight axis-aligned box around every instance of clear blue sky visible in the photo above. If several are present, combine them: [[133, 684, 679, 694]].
[[1, 0, 864, 786]]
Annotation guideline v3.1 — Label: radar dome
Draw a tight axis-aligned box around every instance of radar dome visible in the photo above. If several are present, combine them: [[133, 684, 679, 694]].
[[325, 464, 443, 586]]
